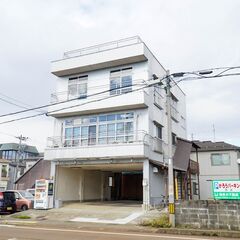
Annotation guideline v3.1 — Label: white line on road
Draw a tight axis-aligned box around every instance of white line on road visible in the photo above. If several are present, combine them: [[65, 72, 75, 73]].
[[0, 224, 15, 228], [0, 225, 217, 240], [71, 212, 143, 224]]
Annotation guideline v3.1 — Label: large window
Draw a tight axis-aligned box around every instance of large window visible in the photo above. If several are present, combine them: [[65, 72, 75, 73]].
[[68, 75, 88, 99], [64, 112, 134, 147], [110, 67, 132, 95], [211, 153, 230, 166]]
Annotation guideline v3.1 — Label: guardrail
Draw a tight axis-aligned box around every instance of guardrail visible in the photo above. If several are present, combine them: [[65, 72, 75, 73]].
[[63, 36, 143, 59], [47, 130, 164, 153]]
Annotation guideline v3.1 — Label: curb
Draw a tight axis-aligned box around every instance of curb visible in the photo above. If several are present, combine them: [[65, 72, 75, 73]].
[[154, 227, 240, 238]]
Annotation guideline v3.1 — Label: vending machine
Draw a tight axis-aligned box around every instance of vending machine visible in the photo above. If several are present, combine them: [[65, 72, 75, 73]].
[[34, 179, 54, 209]]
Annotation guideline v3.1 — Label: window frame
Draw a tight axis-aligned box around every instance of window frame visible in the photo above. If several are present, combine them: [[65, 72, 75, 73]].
[[68, 75, 88, 100], [110, 67, 133, 96], [211, 153, 231, 166], [63, 112, 134, 147]]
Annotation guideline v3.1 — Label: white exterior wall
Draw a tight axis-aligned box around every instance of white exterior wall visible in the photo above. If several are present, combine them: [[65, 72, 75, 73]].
[[56, 167, 112, 202], [191, 150, 240, 200], [149, 163, 166, 206], [46, 38, 187, 208]]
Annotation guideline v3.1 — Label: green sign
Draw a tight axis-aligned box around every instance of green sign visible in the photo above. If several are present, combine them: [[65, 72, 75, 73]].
[[212, 180, 240, 200]]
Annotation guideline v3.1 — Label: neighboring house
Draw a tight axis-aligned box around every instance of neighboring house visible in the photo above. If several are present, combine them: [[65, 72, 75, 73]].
[[15, 158, 51, 190], [44, 36, 187, 209], [0, 143, 40, 189], [0, 159, 10, 191], [191, 140, 240, 200]]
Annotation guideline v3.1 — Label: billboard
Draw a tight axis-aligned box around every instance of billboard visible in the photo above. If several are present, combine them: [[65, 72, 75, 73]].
[[212, 180, 240, 200]]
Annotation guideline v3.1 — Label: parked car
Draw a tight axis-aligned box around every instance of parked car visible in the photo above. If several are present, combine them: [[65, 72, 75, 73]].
[[26, 188, 35, 196], [0, 191, 17, 214], [5, 190, 34, 211]]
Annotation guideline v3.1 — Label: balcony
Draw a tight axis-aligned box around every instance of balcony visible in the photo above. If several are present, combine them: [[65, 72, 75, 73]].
[[44, 131, 164, 161], [51, 36, 151, 77], [154, 89, 164, 110], [171, 105, 179, 122], [48, 89, 149, 117]]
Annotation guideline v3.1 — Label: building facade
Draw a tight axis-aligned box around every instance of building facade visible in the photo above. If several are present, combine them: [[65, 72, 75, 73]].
[[0, 143, 39, 189], [191, 140, 240, 200], [44, 36, 187, 209]]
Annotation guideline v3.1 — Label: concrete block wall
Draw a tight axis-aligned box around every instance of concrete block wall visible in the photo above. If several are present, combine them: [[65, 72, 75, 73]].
[[175, 200, 240, 231]]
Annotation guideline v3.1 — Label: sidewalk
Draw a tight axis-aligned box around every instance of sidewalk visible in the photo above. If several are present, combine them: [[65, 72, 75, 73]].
[[1, 202, 240, 239]]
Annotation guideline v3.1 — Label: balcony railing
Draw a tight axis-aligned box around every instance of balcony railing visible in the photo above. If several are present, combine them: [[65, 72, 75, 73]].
[[47, 130, 164, 153], [154, 89, 164, 109], [171, 105, 179, 122], [63, 36, 143, 59], [50, 78, 146, 103]]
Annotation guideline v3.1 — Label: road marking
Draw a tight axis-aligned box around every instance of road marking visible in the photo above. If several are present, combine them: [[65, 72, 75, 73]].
[[0, 224, 16, 228], [71, 212, 143, 224], [3, 225, 217, 240]]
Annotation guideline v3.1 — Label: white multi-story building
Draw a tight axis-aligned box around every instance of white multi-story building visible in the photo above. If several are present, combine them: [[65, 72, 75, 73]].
[[44, 36, 187, 209]]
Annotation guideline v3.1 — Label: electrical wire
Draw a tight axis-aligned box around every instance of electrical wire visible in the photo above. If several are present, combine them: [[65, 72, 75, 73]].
[[0, 92, 47, 114], [0, 76, 166, 125], [0, 77, 155, 119]]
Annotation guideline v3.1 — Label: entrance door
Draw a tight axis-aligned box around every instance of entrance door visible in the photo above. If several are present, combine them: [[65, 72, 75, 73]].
[[111, 172, 143, 201]]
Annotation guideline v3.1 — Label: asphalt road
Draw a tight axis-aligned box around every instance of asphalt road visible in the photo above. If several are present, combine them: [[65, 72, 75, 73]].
[[0, 225, 233, 240]]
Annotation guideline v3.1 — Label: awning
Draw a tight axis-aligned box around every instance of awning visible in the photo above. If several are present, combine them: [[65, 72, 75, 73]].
[[173, 138, 194, 171]]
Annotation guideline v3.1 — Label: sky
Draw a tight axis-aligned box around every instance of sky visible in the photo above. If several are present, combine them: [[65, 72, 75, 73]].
[[0, 0, 239, 152]]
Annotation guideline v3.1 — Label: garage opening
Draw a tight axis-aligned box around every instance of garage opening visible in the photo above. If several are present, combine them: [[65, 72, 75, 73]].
[[111, 172, 143, 201]]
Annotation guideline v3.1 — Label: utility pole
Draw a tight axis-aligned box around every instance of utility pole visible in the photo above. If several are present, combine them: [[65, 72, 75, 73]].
[[166, 70, 175, 227], [14, 135, 28, 189]]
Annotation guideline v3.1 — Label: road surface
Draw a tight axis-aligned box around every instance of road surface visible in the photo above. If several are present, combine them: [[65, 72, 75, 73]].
[[0, 225, 232, 240]]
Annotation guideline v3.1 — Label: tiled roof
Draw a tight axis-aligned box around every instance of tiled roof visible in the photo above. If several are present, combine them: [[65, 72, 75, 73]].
[[192, 140, 240, 152]]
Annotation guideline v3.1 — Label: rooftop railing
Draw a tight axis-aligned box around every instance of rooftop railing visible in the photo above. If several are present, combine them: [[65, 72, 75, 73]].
[[63, 36, 143, 59]]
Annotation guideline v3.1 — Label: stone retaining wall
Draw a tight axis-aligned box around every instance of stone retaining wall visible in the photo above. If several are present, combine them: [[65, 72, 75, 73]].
[[175, 200, 240, 231]]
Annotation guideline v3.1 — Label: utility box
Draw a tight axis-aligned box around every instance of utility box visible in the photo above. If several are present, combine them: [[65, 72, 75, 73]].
[[34, 179, 54, 209]]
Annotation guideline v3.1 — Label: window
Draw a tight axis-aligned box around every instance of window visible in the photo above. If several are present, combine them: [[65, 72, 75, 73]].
[[172, 133, 177, 145], [68, 75, 88, 99], [1, 165, 7, 178], [211, 153, 230, 166], [154, 122, 163, 139], [64, 112, 134, 147], [110, 67, 132, 95], [193, 182, 198, 195]]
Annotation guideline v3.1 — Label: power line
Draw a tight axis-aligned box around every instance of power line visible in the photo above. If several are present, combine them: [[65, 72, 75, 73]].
[[0, 76, 166, 125], [0, 92, 47, 114], [0, 78, 154, 119], [0, 66, 239, 125]]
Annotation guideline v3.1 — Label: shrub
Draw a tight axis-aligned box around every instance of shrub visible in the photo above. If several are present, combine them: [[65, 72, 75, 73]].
[[141, 214, 171, 228]]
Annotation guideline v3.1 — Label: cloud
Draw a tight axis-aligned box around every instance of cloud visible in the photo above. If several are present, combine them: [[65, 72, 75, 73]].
[[0, 0, 239, 151]]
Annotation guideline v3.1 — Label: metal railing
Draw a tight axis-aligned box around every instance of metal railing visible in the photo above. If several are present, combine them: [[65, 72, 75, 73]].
[[154, 89, 164, 109], [171, 105, 179, 122], [47, 130, 164, 153], [50, 81, 146, 103], [63, 36, 142, 59]]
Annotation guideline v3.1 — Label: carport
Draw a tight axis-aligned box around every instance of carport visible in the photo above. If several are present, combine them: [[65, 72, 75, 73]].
[[54, 158, 144, 204]]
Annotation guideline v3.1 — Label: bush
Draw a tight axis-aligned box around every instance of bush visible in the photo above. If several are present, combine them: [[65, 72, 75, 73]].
[[141, 214, 171, 228]]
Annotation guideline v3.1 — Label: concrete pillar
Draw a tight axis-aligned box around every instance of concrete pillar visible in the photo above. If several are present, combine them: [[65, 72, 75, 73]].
[[79, 169, 84, 202], [100, 171, 105, 201], [143, 159, 150, 211]]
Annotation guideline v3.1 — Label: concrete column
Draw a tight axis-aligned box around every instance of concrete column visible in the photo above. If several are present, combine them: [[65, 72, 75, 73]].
[[100, 171, 105, 201], [143, 159, 150, 211], [79, 169, 84, 202]]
